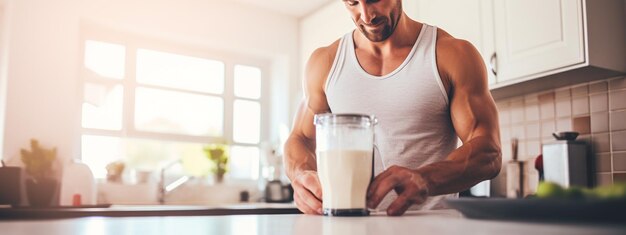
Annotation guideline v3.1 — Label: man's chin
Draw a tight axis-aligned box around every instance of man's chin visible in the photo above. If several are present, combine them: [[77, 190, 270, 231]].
[[359, 26, 392, 42], [362, 32, 390, 42]]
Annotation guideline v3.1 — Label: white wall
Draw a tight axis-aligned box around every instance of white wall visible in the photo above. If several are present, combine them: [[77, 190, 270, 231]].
[[294, 0, 419, 116], [1, 0, 298, 166], [0, 0, 9, 160]]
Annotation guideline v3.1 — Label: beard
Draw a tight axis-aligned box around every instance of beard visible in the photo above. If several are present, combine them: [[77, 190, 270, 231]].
[[356, 6, 401, 42]]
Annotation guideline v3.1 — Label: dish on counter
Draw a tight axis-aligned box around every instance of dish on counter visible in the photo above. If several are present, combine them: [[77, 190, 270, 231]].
[[445, 197, 626, 223]]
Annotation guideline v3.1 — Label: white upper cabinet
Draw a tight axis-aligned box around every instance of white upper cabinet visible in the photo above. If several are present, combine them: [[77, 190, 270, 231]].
[[493, 0, 584, 83], [412, 0, 626, 99], [415, 0, 496, 85]]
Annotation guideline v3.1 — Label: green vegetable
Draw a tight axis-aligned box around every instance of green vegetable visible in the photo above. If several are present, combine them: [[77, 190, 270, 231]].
[[536, 181, 626, 200], [536, 181, 565, 198]]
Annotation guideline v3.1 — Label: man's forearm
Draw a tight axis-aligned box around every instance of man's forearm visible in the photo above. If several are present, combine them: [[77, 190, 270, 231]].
[[284, 136, 318, 181], [415, 136, 502, 196]]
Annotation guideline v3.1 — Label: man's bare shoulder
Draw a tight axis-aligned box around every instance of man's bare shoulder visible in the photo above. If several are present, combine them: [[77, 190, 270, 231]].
[[436, 29, 480, 65], [306, 39, 342, 85], [435, 28, 486, 87], [304, 39, 341, 113]]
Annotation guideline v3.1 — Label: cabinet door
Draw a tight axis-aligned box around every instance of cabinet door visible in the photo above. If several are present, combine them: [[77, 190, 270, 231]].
[[493, 0, 584, 83], [415, 0, 496, 85]]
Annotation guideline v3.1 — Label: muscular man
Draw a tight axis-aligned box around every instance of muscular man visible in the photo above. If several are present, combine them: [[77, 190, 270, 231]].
[[284, 0, 502, 216]]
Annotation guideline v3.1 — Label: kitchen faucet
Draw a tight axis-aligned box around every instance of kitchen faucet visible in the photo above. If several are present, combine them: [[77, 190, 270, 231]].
[[158, 159, 191, 204]]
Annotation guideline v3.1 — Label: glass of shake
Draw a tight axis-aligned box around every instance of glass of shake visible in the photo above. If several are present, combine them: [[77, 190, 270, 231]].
[[314, 113, 376, 216]]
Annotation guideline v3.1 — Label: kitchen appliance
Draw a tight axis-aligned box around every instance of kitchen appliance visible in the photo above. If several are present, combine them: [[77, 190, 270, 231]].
[[541, 132, 589, 187], [264, 180, 293, 203], [0, 161, 22, 206]]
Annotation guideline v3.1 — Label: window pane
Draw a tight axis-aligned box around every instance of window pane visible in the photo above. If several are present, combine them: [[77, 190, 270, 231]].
[[82, 83, 123, 130], [234, 65, 261, 99], [84, 40, 125, 80], [229, 145, 259, 180], [81, 135, 211, 179], [136, 49, 224, 94], [135, 87, 223, 136], [125, 138, 209, 176], [233, 100, 260, 144], [81, 135, 124, 178]]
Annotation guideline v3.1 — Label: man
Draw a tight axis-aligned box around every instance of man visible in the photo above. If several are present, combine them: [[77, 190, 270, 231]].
[[284, 0, 501, 216]]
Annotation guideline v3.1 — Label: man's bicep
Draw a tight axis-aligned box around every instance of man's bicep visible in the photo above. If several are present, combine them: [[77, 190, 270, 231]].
[[450, 89, 499, 144], [448, 42, 499, 144], [291, 99, 317, 142]]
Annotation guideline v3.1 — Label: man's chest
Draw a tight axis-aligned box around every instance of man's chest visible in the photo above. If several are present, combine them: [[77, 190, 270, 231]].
[[354, 47, 413, 76]]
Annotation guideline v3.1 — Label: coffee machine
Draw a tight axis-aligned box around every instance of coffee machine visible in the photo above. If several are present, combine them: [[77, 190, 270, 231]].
[[541, 132, 590, 187]]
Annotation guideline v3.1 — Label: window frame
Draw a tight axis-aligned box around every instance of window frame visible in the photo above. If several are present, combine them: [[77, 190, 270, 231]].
[[78, 23, 270, 173]]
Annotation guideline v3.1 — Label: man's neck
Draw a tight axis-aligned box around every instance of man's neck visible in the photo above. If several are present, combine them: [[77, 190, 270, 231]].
[[354, 13, 422, 56]]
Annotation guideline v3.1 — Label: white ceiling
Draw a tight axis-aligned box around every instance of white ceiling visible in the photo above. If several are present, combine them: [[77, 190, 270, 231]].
[[227, 0, 335, 18]]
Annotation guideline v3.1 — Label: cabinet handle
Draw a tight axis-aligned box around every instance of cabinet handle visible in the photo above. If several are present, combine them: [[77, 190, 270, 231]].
[[489, 53, 497, 76], [489, 52, 497, 76]]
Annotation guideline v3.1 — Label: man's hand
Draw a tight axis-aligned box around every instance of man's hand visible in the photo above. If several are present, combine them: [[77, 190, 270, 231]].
[[292, 170, 324, 215], [367, 165, 429, 216]]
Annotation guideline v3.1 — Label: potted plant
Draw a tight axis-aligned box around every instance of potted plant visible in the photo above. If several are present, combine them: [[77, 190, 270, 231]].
[[203, 144, 229, 183], [20, 139, 57, 207]]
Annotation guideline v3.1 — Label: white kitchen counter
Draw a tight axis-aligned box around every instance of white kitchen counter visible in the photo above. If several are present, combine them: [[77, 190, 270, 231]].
[[1, 210, 625, 235]]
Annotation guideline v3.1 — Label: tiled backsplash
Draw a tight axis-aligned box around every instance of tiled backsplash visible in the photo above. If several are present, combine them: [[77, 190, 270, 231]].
[[494, 76, 626, 191]]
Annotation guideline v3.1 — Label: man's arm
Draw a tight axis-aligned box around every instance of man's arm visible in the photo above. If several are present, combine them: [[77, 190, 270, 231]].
[[367, 33, 502, 216], [284, 42, 337, 214]]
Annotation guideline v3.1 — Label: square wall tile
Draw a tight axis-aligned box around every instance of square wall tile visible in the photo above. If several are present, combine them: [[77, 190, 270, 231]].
[[511, 125, 525, 140], [589, 93, 608, 113], [614, 173, 626, 184], [501, 141, 512, 162], [596, 173, 613, 186], [613, 152, 626, 171], [526, 140, 541, 158], [612, 131, 626, 151], [556, 118, 572, 132], [525, 103, 540, 122], [526, 122, 541, 139], [556, 99, 572, 118], [610, 110, 626, 131], [511, 99, 525, 124], [538, 92, 555, 103], [609, 77, 626, 90], [572, 96, 589, 116], [593, 133, 611, 153], [595, 153, 612, 173], [500, 127, 511, 144], [610, 90, 626, 111], [542, 137, 554, 145], [572, 116, 591, 135], [555, 88, 571, 99], [590, 112, 609, 133], [540, 102, 555, 120], [571, 84, 589, 97], [541, 120, 556, 138], [498, 108, 511, 126], [525, 94, 539, 103], [589, 81, 608, 94]]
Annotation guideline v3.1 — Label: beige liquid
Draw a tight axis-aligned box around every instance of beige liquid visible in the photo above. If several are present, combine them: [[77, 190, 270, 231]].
[[317, 150, 372, 210]]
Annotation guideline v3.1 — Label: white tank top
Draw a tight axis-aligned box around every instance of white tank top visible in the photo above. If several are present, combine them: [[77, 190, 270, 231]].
[[324, 24, 458, 210]]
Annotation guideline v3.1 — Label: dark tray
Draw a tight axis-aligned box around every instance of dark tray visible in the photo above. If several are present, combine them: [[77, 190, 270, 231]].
[[445, 198, 626, 223]]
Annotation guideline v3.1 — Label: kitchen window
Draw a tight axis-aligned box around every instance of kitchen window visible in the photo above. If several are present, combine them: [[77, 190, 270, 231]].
[[79, 29, 267, 181]]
